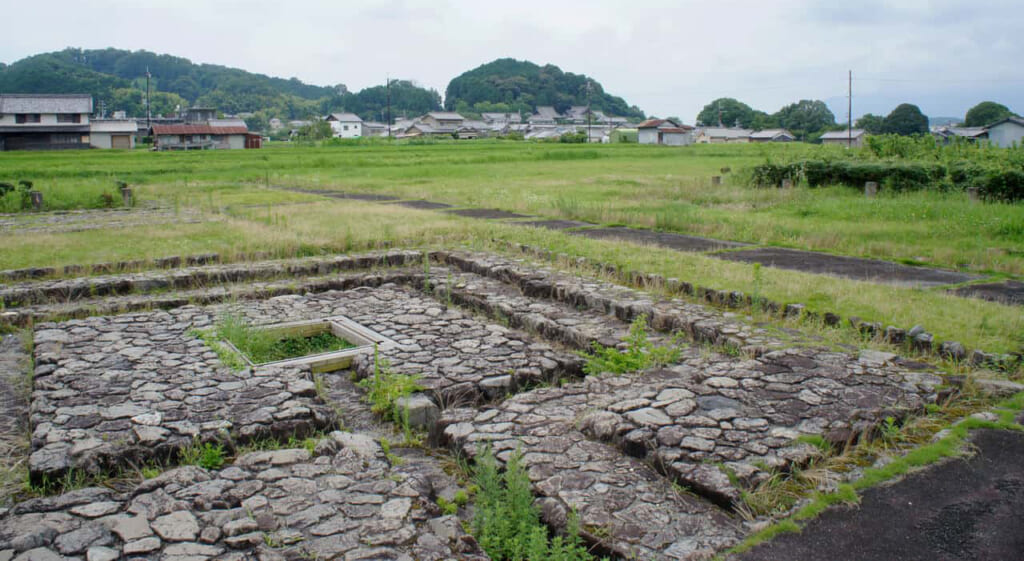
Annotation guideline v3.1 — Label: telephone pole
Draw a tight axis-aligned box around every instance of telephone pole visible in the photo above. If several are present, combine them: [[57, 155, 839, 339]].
[[386, 74, 392, 139], [848, 70, 852, 148], [586, 79, 592, 143], [145, 67, 152, 132]]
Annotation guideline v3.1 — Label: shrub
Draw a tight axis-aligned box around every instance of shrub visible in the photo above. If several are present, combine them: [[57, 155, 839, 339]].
[[749, 162, 804, 187], [180, 440, 226, 470], [979, 169, 1024, 203]]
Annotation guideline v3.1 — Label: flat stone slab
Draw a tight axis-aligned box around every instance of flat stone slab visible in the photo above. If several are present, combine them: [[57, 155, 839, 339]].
[[715, 247, 981, 287], [517, 219, 597, 230], [0, 435, 487, 560], [949, 280, 1024, 306], [283, 188, 399, 201], [443, 208, 532, 220], [736, 429, 1024, 561], [571, 227, 749, 252], [385, 199, 453, 210], [0, 208, 203, 235]]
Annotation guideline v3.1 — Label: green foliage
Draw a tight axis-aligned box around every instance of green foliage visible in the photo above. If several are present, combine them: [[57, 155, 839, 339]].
[[189, 328, 247, 371], [215, 314, 354, 364], [180, 440, 226, 470], [855, 113, 886, 134], [436, 496, 458, 515], [471, 446, 595, 561], [883, 103, 929, 136], [295, 120, 333, 141], [357, 347, 423, 437], [696, 97, 763, 128], [582, 314, 681, 375], [964, 101, 1015, 127], [444, 58, 643, 119], [774, 99, 836, 140], [559, 131, 587, 144]]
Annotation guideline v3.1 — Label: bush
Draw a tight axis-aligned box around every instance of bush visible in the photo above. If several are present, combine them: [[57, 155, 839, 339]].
[[749, 162, 804, 187], [979, 169, 1024, 202]]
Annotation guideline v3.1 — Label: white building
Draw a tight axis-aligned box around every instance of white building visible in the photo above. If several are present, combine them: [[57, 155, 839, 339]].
[[325, 112, 363, 138], [89, 119, 138, 149], [637, 119, 695, 146], [986, 117, 1024, 148]]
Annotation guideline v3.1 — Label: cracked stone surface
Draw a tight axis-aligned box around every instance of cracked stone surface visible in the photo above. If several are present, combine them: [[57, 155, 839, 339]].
[[3, 249, 952, 560], [1, 434, 486, 560], [438, 345, 939, 558]]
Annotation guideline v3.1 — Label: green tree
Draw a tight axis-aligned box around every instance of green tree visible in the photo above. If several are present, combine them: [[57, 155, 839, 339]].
[[295, 120, 331, 141], [964, 101, 1015, 127], [883, 103, 929, 135], [696, 98, 756, 127], [773, 99, 835, 139], [855, 113, 886, 134]]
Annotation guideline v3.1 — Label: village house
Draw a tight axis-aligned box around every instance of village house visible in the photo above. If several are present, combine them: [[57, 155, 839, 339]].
[[931, 125, 988, 144], [985, 116, 1024, 148], [695, 127, 752, 144], [151, 123, 258, 150], [749, 129, 796, 143], [637, 119, 695, 146], [0, 94, 93, 151], [819, 129, 867, 147], [89, 119, 138, 149], [419, 112, 464, 129], [481, 112, 521, 125], [325, 112, 363, 138], [528, 106, 559, 125]]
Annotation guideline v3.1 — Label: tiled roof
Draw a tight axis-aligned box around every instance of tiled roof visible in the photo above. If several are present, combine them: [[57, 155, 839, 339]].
[[152, 124, 249, 135], [0, 94, 92, 114], [426, 112, 464, 120], [749, 129, 794, 139], [819, 129, 865, 140], [327, 112, 363, 122]]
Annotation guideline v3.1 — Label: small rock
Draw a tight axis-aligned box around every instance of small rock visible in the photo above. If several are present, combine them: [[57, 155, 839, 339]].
[[122, 537, 161, 555], [151, 510, 199, 542]]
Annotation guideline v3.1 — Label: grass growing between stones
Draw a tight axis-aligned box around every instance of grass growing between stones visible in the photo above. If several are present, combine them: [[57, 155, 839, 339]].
[[357, 346, 423, 443], [471, 446, 601, 561], [721, 389, 1024, 558], [178, 439, 227, 470]]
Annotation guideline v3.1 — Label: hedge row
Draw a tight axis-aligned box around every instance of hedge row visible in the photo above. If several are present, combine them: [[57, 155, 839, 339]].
[[749, 160, 1024, 202]]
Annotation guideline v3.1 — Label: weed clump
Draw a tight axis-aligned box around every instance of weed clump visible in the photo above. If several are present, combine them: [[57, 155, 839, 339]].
[[471, 446, 596, 560], [581, 314, 681, 375]]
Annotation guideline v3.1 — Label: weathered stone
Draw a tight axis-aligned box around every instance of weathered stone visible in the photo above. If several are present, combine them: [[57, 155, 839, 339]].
[[394, 394, 440, 429], [122, 537, 161, 555], [151, 510, 200, 541]]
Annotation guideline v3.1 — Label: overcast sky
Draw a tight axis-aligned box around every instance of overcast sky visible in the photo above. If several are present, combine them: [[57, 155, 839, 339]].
[[3, 0, 1022, 122]]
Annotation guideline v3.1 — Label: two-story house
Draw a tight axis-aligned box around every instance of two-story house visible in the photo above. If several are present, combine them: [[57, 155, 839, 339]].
[[325, 113, 363, 138], [0, 94, 93, 151]]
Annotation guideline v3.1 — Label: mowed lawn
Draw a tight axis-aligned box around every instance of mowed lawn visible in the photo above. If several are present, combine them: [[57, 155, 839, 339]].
[[0, 141, 1021, 354]]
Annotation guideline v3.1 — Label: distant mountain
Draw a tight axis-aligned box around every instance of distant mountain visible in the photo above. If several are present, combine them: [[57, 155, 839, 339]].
[[444, 58, 644, 119], [0, 48, 441, 126], [929, 116, 962, 127]]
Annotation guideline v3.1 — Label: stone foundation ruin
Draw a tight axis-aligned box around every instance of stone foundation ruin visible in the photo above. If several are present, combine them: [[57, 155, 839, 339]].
[[0, 249, 944, 560]]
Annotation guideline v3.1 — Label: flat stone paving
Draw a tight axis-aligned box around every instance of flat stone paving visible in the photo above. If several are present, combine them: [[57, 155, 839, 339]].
[[949, 280, 1024, 306], [384, 200, 453, 210], [517, 219, 597, 230], [714, 247, 981, 288], [443, 208, 532, 220], [0, 208, 204, 235], [1, 436, 487, 560], [439, 347, 940, 559], [0, 250, 961, 560], [571, 227, 749, 252]]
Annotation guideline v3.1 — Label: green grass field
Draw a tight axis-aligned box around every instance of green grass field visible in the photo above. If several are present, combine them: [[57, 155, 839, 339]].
[[1, 141, 1021, 354]]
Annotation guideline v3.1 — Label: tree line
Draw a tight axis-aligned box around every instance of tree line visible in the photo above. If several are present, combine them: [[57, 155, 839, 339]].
[[691, 97, 1018, 141]]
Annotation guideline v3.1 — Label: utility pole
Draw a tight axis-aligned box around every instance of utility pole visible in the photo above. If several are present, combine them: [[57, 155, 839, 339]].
[[386, 74, 391, 139], [586, 79, 592, 143], [145, 67, 152, 132], [848, 70, 852, 148]]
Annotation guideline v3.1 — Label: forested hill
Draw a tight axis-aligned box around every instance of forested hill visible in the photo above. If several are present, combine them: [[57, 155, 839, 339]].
[[444, 58, 644, 119], [0, 48, 442, 124]]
